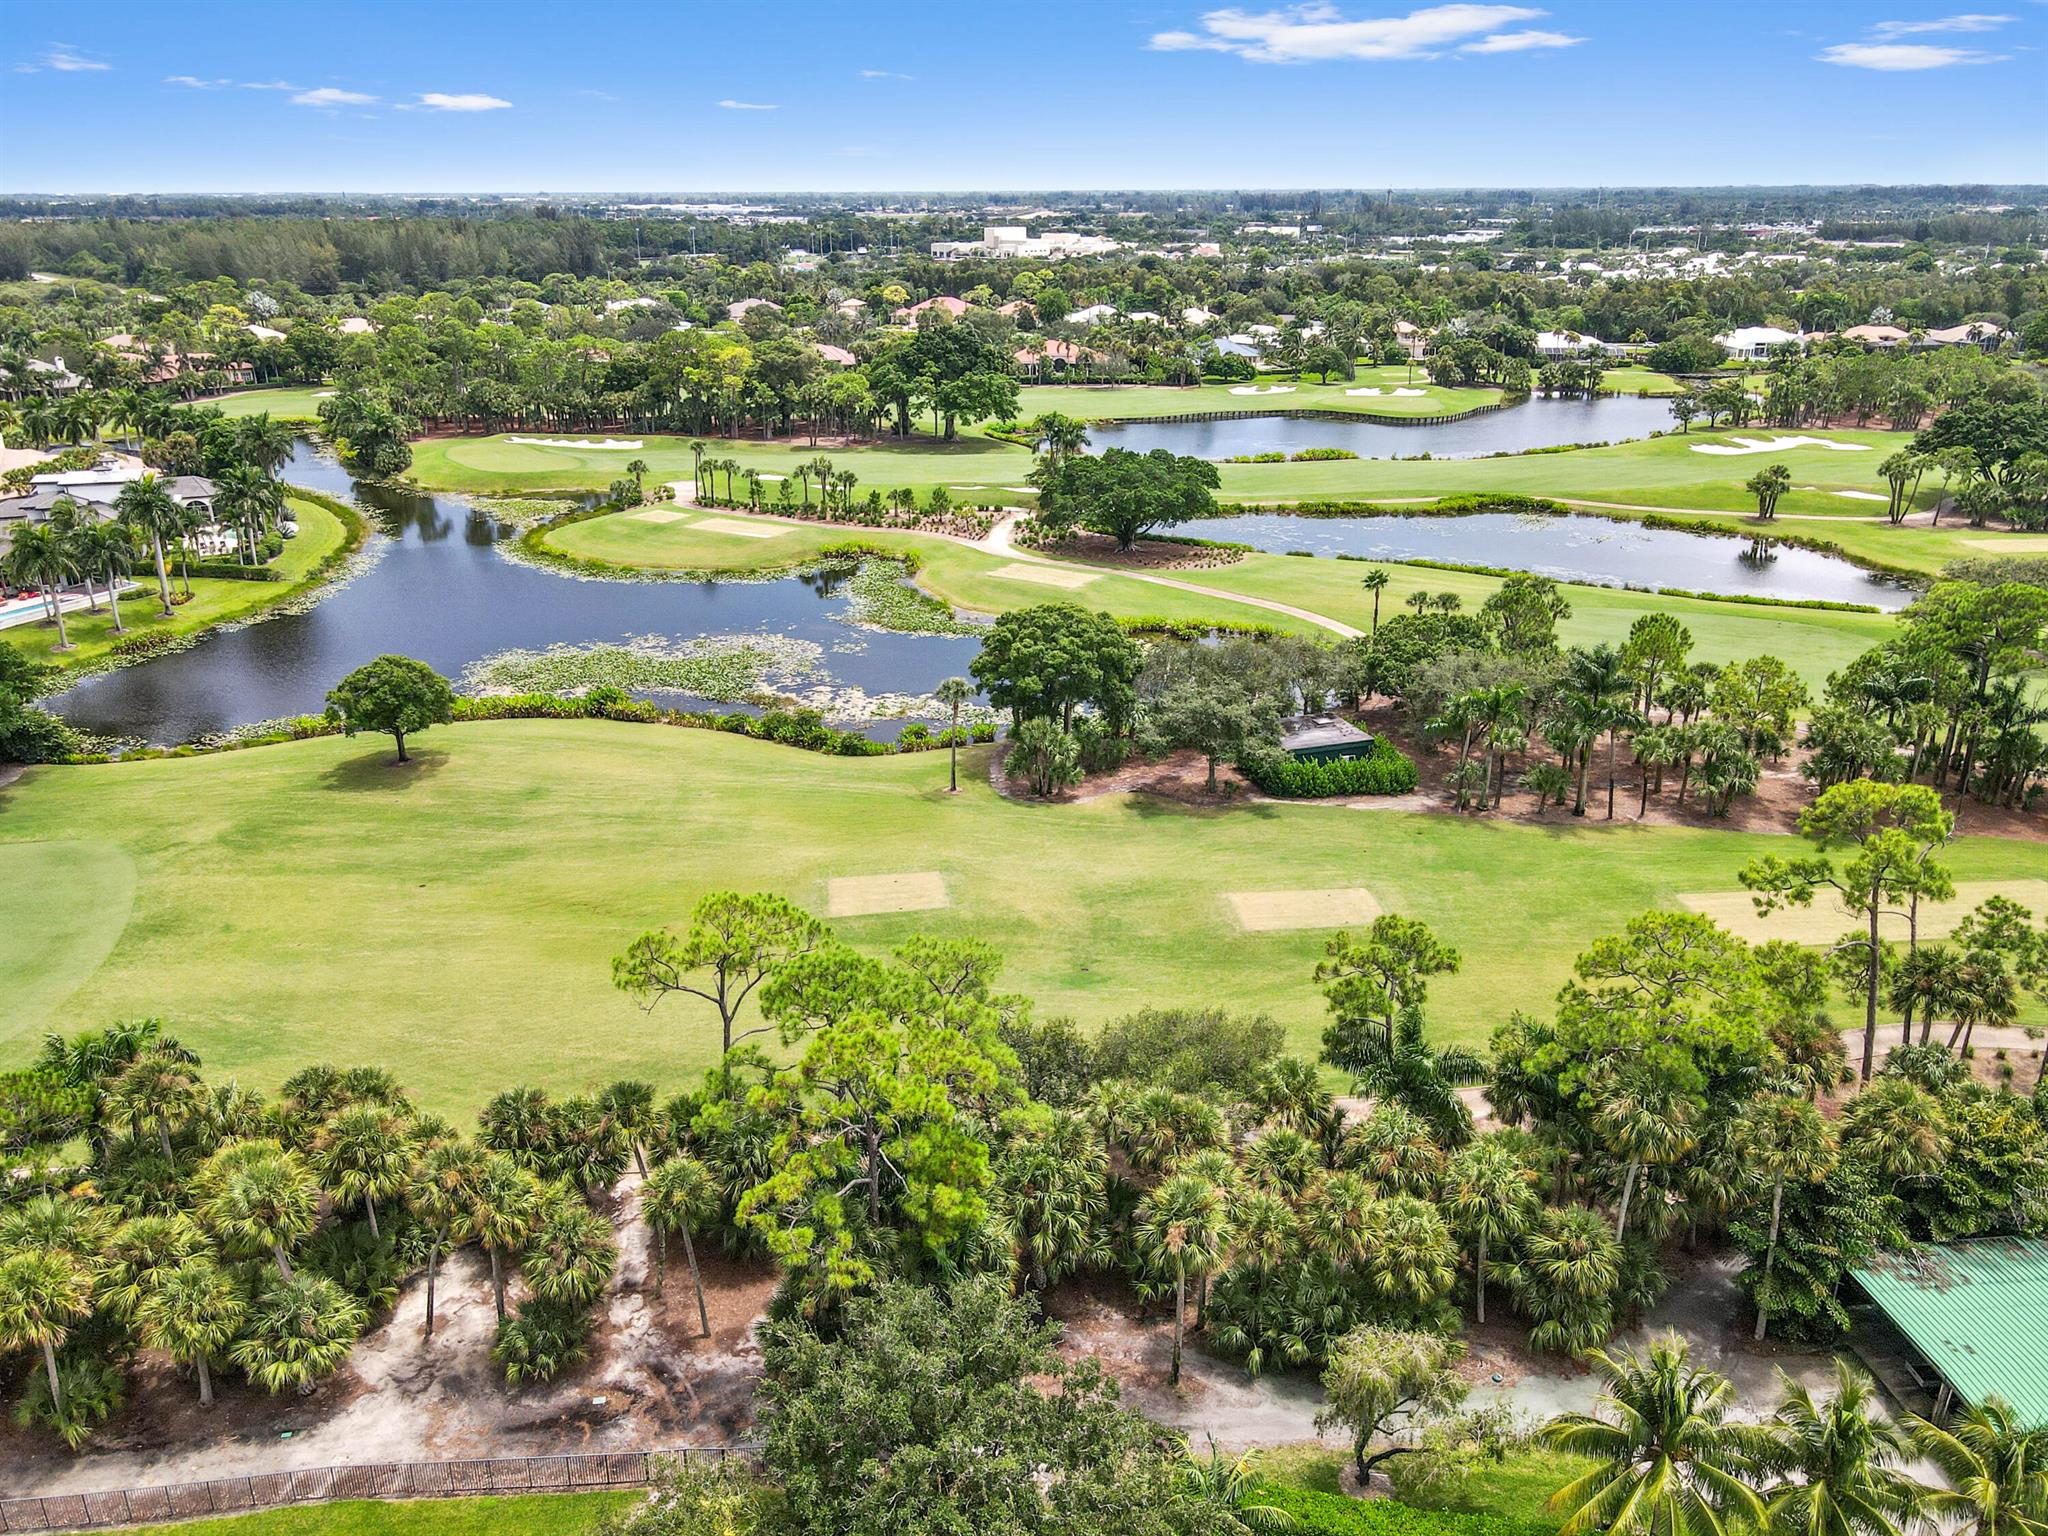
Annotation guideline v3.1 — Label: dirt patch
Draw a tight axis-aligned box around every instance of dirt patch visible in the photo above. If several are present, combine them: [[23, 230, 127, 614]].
[[690, 518, 786, 539], [0, 1179, 775, 1499], [987, 562, 1098, 589], [826, 871, 950, 917], [1228, 888, 1383, 933], [630, 508, 690, 524], [1029, 531, 1247, 571]]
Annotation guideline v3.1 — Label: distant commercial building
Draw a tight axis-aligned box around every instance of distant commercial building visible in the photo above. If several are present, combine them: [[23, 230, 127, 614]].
[[930, 226, 1120, 261]]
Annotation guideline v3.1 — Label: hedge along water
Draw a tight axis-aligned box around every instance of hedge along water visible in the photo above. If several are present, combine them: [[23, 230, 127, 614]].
[[45, 439, 984, 747]]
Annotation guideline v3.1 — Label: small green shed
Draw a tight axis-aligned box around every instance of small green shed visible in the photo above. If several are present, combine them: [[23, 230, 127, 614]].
[[1280, 713, 1375, 762]]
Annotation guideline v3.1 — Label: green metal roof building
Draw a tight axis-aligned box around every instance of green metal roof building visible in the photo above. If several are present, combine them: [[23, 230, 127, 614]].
[[1854, 1238, 2048, 1428]]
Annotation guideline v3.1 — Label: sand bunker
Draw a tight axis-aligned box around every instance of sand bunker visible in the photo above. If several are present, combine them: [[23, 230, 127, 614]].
[[1832, 490, 1889, 502], [1689, 435, 1872, 457], [827, 872, 950, 918], [1345, 387, 1385, 397], [630, 508, 690, 524], [504, 436, 646, 450], [1679, 879, 2048, 945], [1228, 887, 1383, 933], [989, 563, 1098, 589], [691, 517, 786, 539], [1229, 385, 1297, 396], [756, 473, 787, 481], [1393, 387, 1427, 397]]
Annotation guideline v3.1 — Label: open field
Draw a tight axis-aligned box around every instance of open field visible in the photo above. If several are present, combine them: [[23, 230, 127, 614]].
[[546, 506, 1901, 690], [196, 385, 336, 422], [1, 494, 350, 676], [3, 720, 2041, 1117]]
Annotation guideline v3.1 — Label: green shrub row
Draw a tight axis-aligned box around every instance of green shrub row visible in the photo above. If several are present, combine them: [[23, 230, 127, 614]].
[[1243, 740, 1419, 797], [1255, 1486, 1552, 1536], [1220, 494, 1575, 520]]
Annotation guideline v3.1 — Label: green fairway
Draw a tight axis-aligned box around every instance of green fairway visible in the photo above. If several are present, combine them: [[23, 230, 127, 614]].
[[1014, 369, 1500, 420], [548, 507, 1900, 691], [3, 721, 2040, 1117], [117, 1493, 631, 1536], [1596, 366, 1686, 396], [1, 494, 353, 677], [196, 385, 335, 422]]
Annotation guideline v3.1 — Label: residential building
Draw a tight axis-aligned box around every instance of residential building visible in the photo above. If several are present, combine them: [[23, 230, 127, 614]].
[[1716, 325, 1804, 361], [930, 225, 1120, 260]]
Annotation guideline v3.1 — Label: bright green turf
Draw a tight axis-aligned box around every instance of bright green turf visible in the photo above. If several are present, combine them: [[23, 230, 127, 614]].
[[1595, 366, 1686, 396], [115, 1493, 632, 1536], [547, 508, 1899, 690], [1, 496, 348, 676], [0, 840, 136, 1033], [1014, 369, 1499, 420], [3, 721, 2041, 1117], [1388, 1446, 1596, 1527], [197, 385, 335, 422]]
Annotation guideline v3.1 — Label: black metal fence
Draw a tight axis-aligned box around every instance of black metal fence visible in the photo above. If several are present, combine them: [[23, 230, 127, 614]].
[[0, 1447, 751, 1533]]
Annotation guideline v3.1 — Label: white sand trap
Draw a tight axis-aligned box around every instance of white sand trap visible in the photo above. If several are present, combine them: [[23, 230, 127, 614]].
[[1392, 387, 1427, 397], [827, 872, 950, 918], [1964, 535, 2048, 551], [756, 473, 787, 481], [948, 485, 990, 491], [314, 390, 337, 398], [1345, 387, 1385, 397], [1229, 384, 1297, 396], [1230, 887, 1383, 933], [1678, 880, 2048, 946], [1689, 434, 1873, 457], [1001, 486, 1037, 493], [1832, 490, 1889, 502], [630, 508, 689, 524], [990, 562, 1098, 589], [503, 436, 646, 450], [691, 517, 786, 539]]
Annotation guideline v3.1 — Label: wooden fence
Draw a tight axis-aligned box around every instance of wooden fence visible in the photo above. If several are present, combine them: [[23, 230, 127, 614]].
[[0, 1447, 752, 1533]]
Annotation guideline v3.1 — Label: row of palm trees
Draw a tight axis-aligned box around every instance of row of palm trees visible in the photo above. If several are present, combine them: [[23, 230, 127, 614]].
[[1549, 1335, 2048, 1536]]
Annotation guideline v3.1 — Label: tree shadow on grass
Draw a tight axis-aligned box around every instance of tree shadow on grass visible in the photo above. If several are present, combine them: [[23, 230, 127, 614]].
[[319, 745, 452, 792], [1121, 791, 1282, 822]]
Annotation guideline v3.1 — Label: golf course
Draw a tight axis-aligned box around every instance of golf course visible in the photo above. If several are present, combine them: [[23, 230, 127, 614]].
[[1, 718, 2042, 1116]]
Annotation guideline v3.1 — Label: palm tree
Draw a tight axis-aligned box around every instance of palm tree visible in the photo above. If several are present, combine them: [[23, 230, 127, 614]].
[[1442, 1137, 1537, 1324], [1753, 1361, 1926, 1536], [231, 1272, 365, 1394], [643, 1155, 719, 1336], [1177, 1442, 1298, 1532], [687, 440, 707, 500], [1907, 1398, 2048, 1536], [0, 1249, 95, 1417], [1544, 1333, 1766, 1536], [408, 1139, 484, 1339], [935, 676, 974, 791], [1728, 1096, 1834, 1341], [79, 519, 139, 634], [195, 1140, 320, 1281], [3, 524, 78, 648], [106, 1047, 204, 1163], [1748, 462, 1793, 521], [1134, 1172, 1232, 1387], [1360, 567, 1391, 636], [464, 1152, 542, 1321], [1594, 1074, 1696, 1239], [137, 1258, 245, 1407], [1029, 411, 1090, 469], [1346, 1013, 1485, 1147], [113, 472, 184, 616], [310, 1103, 414, 1239], [522, 1196, 617, 1306]]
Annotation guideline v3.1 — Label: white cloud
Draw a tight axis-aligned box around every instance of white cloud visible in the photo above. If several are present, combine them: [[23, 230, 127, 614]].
[[240, 79, 301, 90], [1817, 40, 2006, 67], [859, 68, 914, 79], [1148, 3, 1562, 61], [717, 98, 778, 109], [291, 86, 379, 106], [165, 74, 231, 88], [1870, 13, 2013, 35], [44, 44, 110, 72], [1460, 26, 1581, 51], [416, 92, 512, 111]]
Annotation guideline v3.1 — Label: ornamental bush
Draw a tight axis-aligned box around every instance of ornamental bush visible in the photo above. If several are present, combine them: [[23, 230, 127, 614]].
[[1242, 741, 1418, 798]]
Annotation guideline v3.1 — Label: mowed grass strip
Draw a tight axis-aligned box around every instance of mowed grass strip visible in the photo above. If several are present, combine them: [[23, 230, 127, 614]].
[[3, 720, 2043, 1116], [1678, 879, 2048, 945]]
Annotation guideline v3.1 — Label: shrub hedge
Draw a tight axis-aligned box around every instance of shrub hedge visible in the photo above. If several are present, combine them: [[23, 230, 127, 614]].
[[1243, 739, 1418, 797], [1255, 1487, 1552, 1536]]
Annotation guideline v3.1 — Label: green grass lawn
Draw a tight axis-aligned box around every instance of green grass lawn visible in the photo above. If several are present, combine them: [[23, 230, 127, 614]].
[[1387, 1447, 1595, 1527], [116, 1493, 633, 1536], [2, 495, 350, 678], [1596, 366, 1685, 397], [1016, 369, 1500, 421], [198, 385, 335, 422], [3, 720, 2041, 1118]]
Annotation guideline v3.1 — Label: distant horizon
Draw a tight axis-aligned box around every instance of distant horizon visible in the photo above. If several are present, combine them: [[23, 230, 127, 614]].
[[6, 183, 2047, 201], [6, 0, 2045, 192]]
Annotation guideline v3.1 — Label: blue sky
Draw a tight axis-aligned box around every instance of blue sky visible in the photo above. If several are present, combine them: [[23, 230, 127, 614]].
[[4, 1, 2045, 192]]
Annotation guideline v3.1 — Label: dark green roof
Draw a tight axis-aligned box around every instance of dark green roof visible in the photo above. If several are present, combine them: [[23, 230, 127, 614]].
[[1855, 1238, 2048, 1427]]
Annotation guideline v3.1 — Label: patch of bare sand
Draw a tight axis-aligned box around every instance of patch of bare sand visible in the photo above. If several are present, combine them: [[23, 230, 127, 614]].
[[1228, 888, 1383, 933], [988, 562, 1098, 589], [630, 508, 690, 524], [827, 871, 950, 917], [690, 517, 786, 539], [1679, 879, 2048, 945]]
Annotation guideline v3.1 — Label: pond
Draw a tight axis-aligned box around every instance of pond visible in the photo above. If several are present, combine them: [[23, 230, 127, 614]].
[[1191, 511, 1913, 610], [47, 442, 985, 746], [1090, 393, 1676, 460]]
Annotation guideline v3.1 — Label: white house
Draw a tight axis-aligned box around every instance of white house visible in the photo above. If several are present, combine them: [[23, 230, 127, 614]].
[[1535, 330, 1614, 359], [1715, 325, 1803, 361], [1063, 303, 1118, 326]]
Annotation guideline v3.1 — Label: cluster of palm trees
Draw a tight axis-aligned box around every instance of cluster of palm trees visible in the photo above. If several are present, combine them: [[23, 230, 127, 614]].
[[1548, 1337, 2048, 1536], [0, 1021, 724, 1448]]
